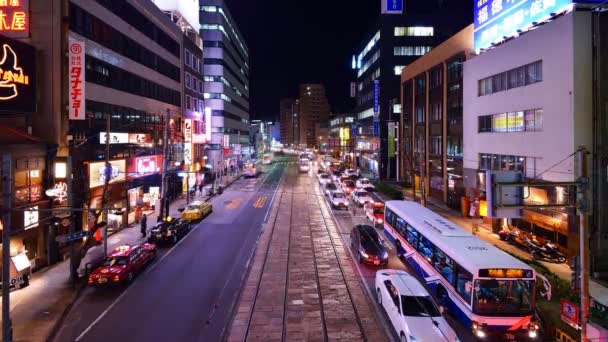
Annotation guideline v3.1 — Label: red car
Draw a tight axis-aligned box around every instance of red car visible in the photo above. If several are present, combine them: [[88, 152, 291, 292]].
[[88, 243, 156, 285], [364, 202, 385, 226]]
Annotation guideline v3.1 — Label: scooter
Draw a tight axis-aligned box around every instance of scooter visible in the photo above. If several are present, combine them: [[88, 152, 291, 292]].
[[543, 241, 567, 263], [527, 238, 567, 263]]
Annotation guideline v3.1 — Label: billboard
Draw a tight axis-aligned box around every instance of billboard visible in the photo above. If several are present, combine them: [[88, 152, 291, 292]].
[[0, 35, 36, 113], [0, 0, 29, 38], [127, 155, 162, 179], [152, 0, 200, 31], [474, 0, 573, 52]]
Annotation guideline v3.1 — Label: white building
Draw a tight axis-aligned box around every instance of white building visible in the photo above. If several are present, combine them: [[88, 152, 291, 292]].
[[463, 9, 593, 257]]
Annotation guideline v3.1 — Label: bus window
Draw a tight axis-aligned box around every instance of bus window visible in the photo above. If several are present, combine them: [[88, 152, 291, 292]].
[[395, 217, 407, 237], [404, 225, 420, 249], [455, 265, 473, 304], [433, 248, 455, 285], [417, 235, 436, 263], [385, 208, 394, 227]]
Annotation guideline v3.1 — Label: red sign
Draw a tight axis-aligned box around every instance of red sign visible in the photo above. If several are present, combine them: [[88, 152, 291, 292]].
[[561, 299, 580, 328], [68, 39, 85, 120], [0, 0, 28, 38], [127, 155, 162, 179]]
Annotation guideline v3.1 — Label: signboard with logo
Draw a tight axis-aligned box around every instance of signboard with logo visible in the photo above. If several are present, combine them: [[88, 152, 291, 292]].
[[24, 206, 38, 230], [223, 135, 230, 148], [388, 121, 395, 157], [561, 298, 579, 328], [373, 121, 380, 137], [184, 143, 193, 166], [99, 132, 129, 144], [0, 0, 29, 38], [474, 0, 573, 52], [0, 35, 36, 113], [88, 160, 126, 188], [69, 38, 85, 120], [45, 182, 68, 204], [382, 0, 403, 14], [127, 155, 162, 179], [184, 119, 192, 143], [128, 133, 151, 144]]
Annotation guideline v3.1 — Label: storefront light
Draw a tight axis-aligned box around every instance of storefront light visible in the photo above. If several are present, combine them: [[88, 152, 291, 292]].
[[55, 162, 67, 178]]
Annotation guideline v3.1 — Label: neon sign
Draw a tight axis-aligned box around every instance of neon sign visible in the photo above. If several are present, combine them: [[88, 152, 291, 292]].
[[0, 35, 35, 113], [0, 0, 29, 38], [69, 38, 85, 120], [45, 182, 68, 204]]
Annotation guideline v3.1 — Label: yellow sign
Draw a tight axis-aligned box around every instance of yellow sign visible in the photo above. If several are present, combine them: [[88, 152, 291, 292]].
[[0, 43, 29, 100]]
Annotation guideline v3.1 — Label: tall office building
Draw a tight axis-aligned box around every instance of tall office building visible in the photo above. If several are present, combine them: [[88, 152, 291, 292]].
[[298, 84, 330, 147], [200, 0, 250, 170], [279, 98, 299, 146], [352, 0, 471, 180]]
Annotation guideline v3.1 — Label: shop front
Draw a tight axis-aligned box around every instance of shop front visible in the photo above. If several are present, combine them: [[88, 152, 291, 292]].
[[87, 160, 127, 234], [126, 155, 163, 224]]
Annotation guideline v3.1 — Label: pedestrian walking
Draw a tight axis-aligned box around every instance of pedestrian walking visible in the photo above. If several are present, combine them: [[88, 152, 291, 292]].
[[198, 183, 203, 194], [140, 214, 147, 238]]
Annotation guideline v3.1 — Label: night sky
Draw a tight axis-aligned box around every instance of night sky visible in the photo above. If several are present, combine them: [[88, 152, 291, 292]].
[[225, 0, 380, 121]]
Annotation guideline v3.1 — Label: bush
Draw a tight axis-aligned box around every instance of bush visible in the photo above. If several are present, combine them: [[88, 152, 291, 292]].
[[376, 182, 404, 200]]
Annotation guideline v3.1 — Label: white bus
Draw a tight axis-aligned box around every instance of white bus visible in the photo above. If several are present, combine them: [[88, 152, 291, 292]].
[[298, 158, 310, 173], [383, 201, 538, 340]]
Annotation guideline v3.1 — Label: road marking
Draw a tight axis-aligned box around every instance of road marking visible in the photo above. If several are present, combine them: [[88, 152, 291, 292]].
[[74, 220, 201, 341], [225, 198, 242, 210], [253, 196, 268, 208]]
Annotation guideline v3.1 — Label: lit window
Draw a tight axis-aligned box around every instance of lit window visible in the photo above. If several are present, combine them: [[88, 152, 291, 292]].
[[394, 65, 405, 75], [394, 26, 434, 37], [393, 46, 432, 56]]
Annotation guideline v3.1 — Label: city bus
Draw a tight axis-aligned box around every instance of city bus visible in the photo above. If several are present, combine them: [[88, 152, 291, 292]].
[[383, 200, 539, 340], [262, 153, 273, 165], [298, 158, 311, 173]]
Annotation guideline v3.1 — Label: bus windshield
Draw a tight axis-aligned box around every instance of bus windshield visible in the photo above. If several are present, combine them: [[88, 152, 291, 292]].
[[473, 279, 534, 316]]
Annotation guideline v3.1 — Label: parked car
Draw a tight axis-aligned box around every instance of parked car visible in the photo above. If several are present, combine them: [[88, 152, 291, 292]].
[[148, 218, 191, 245], [181, 201, 212, 221], [324, 182, 338, 196], [350, 225, 388, 265], [352, 190, 374, 206], [375, 270, 459, 342], [329, 191, 349, 210], [364, 202, 385, 226], [88, 244, 156, 285], [78, 244, 104, 278]]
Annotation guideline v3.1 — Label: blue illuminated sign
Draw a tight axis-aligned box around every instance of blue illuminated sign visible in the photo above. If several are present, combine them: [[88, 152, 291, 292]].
[[474, 0, 573, 52], [373, 121, 379, 137], [373, 80, 380, 115], [387, 0, 403, 12]]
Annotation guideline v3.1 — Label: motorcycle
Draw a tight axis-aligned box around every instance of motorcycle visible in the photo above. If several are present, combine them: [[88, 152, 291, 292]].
[[527, 237, 567, 263], [543, 241, 567, 263]]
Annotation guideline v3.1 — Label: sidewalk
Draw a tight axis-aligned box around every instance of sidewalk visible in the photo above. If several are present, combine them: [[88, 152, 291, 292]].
[[374, 183, 572, 282], [0, 173, 240, 342]]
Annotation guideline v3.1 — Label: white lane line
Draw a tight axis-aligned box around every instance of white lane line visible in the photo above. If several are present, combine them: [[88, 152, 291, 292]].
[[263, 163, 286, 224], [74, 218, 204, 341]]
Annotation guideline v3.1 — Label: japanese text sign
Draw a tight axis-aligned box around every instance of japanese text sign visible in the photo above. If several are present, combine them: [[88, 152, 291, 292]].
[[69, 39, 85, 120], [0, 0, 29, 38]]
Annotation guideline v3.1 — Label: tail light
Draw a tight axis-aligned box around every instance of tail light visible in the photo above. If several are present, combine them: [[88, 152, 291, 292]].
[[88, 277, 93, 284], [113, 275, 120, 282], [472, 321, 487, 339]]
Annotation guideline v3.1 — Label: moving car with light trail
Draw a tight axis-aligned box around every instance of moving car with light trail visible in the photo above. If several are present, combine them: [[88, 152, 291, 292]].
[[88, 244, 156, 285], [375, 269, 459, 342]]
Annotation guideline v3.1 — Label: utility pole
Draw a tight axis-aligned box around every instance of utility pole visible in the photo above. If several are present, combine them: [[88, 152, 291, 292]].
[[419, 152, 426, 207], [67, 157, 76, 288], [577, 146, 590, 342], [395, 122, 400, 183], [2, 154, 13, 342], [102, 114, 110, 259], [160, 109, 170, 220]]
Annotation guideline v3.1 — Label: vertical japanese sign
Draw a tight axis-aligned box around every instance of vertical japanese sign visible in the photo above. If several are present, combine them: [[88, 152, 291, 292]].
[[184, 118, 192, 143], [0, 0, 29, 38], [184, 143, 193, 166], [68, 39, 85, 120], [373, 80, 380, 116]]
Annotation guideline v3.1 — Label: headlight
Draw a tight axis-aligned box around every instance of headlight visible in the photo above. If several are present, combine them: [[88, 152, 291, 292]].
[[528, 330, 538, 339], [382, 251, 388, 259], [166, 230, 172, 236], [377, 219, 383, 224], [360, 250, 369, 258]]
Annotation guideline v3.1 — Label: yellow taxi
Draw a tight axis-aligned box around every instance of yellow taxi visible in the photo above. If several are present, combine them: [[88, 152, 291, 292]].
[[180, 201, 212, 221]]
